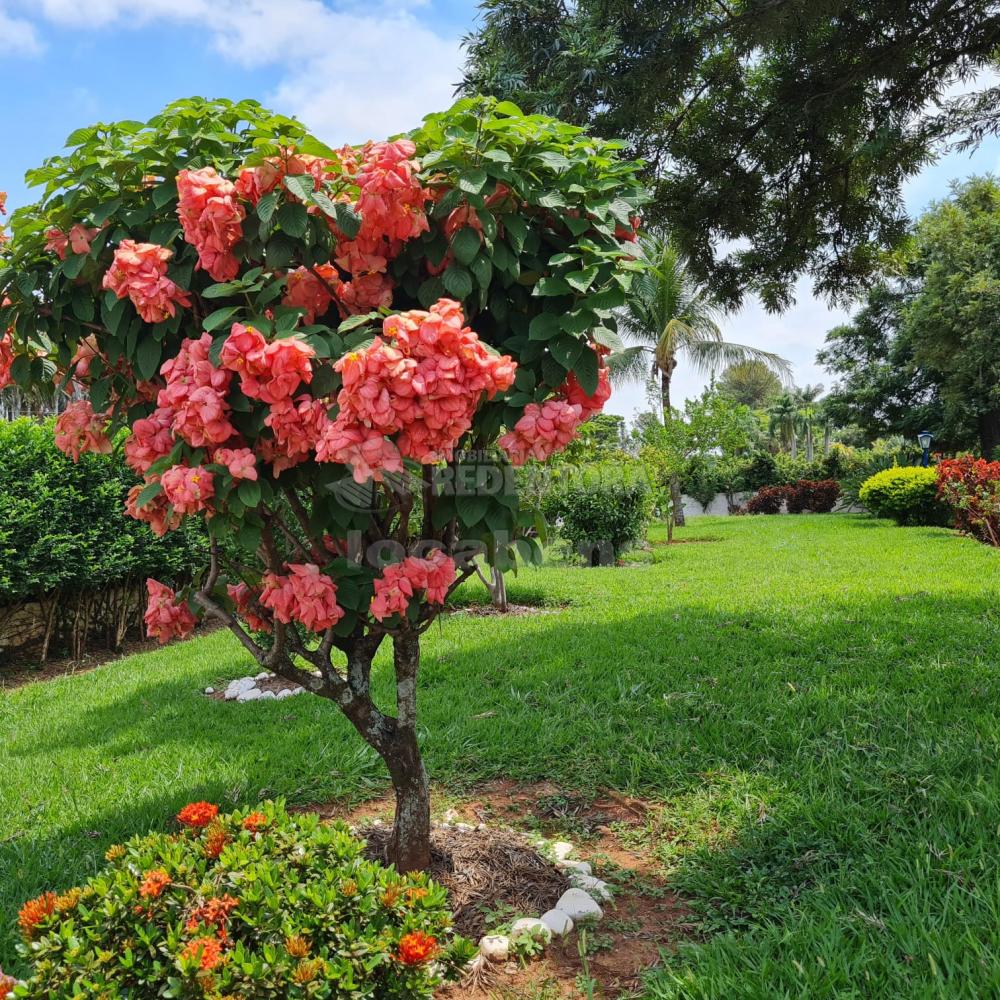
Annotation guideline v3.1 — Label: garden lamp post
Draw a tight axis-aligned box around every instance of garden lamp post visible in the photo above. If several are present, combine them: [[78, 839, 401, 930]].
[[918, 430, 933, 467]]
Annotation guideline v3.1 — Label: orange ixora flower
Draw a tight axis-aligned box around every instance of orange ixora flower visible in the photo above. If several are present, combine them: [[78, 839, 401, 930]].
[[203, 825, 229, 860], [139, 869, 171, 899], [242, 811, 268, 833], [18, 892, 57, 939], [177, 801, 219, 829], [105, 844, 126, 862], [285, 935, 310, 958], [55, 888, 83, 912], [180, 936, 225, 971], [0, 969, 16, 996], [397, 930, 438, 966]]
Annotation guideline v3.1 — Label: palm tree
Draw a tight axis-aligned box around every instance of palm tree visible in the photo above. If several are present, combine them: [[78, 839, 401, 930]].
[[612, 232, 791, 522], [613, 233, 792, 418], [717, 360, 783, 408], [794, 384, 825, 463], [768, 393, 801, 457]]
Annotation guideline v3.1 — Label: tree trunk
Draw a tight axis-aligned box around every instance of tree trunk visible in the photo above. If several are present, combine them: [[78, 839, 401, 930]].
[[805, 423, 814, 463], [823, 423, 831, 457], [386, 630, 431, 873], [790, 432, 798, 459], [979, 409, 1000, 459], [660, 361, 685, 527], [489, 565, 508, 613]]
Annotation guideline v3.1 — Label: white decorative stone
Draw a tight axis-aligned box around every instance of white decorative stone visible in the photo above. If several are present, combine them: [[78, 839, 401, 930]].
[[204, 687, 215, 695], [478, 935, 510, 962], [559, 860, 592, 876], [555, 888, 603, 923], [551, 841, 575, 862], [540, 909, 574, 937], [255, 671, 270, 680], [510, 918, 552, 944], [260, 690, 277, 700], [455, 822, 474, 832], [237, 688, 263, 702], [570, 874, 612, 901], [291, 687, 305, 695], [277, 688, 295, 700]]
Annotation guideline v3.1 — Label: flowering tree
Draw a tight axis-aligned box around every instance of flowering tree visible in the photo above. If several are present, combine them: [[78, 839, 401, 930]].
[[0, 96, 645, 871]]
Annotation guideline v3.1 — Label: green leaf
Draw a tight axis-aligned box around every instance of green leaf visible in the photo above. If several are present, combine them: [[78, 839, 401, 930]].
[[136, 480, 164, 511], [61, 254, 87, 279], [202, 281, 244, 299], [573, 342, 600, 395], [238, 480, 262, 508], [256, 191, 279, 225], [534, 276, 572, 296], [456, 493, 490, 525], [136, 336, 162, 380], [565, 266, 599, 293], [451, 227, 482, 266], [592, 326, 625, 353], [549, 335, 586, 370], [93, 198, 123, 224], [151, 183, 176, 210], [442, 265, 473, 300], [528, 312, 561, 341], [338, 313, 377, 333], [277, 202, 309, 238], [265, 233, 297, 270], [283, 173, 315, 202], [331, 201, 362, 240], [458, 169, 488, 195], [203, 306, 241, 332]]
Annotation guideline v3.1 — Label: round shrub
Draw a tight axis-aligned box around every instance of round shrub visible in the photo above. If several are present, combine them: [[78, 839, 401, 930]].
[[858, 466, 949, 526], [742, 485, 787, 514], [13, 801, 474, 999], [546, 469, 651, 564]]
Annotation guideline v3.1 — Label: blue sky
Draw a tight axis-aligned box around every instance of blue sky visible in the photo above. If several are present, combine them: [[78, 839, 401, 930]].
[[5, 0, 999, 421]]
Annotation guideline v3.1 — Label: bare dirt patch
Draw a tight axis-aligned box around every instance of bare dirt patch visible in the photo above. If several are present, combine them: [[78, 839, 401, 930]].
[[0, 622, 221, 692], [310, 781, 694, 998], [446, 603, 567, 619]]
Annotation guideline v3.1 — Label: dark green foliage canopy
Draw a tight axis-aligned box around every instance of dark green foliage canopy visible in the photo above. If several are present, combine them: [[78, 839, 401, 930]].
[[820, 177, 1000, 455], [463, 0, 1000, 309]]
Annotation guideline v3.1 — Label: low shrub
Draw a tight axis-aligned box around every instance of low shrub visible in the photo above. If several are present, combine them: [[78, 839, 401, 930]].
[[13, 800, 474, 999], [544, 464, 652, 564], [742, 485, 787, 514], [785, 480, 841, 514], [938, 456, 1000, 546], [858, 466, 949, 526]]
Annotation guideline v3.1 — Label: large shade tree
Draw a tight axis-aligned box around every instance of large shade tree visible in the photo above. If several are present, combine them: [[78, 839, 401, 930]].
[[463, 0, 1000, 309], [0, 96, 645, 871]]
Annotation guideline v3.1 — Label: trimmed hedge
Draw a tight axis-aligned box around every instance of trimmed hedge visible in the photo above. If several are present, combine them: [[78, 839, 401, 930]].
[[0, 419, 207, 658], [858, 466, 949, 526]]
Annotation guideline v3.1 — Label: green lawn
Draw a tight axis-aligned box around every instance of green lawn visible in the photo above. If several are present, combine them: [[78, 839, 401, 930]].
[[3, 515, 1000, 997]]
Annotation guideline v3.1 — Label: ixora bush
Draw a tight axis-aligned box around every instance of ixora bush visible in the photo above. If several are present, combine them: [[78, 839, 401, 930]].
[[784, 479, 841, 514], [938, 456, 1000, 546], [858, 466, 948, 526], [0, 96, 645, 871], [0, 418, 207, 660], [11, 800, 474, 998]]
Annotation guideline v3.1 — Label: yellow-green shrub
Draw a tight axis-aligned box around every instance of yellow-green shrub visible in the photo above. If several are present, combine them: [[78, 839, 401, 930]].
[[858, 466, 948, 526]]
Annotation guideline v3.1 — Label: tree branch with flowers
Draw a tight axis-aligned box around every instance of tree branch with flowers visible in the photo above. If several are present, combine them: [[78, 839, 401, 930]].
[[0, 95, 645, 871]]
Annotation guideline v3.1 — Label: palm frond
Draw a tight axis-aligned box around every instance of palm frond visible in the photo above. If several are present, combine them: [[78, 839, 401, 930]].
[[684, 340, 793, 381]]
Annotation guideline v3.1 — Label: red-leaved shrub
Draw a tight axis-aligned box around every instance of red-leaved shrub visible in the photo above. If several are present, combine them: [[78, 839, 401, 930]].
[[743, 485, 788, 514], [786, 479, 841, 514], [937, 457, 1000, 546]]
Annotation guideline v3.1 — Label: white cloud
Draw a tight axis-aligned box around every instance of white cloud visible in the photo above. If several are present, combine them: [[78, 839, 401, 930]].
[[14, 0, 462, 141], [2, 5, 44, 56]]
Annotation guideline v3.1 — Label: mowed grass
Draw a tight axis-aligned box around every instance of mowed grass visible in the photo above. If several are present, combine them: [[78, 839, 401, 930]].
[[3, 515, 1000, 997]]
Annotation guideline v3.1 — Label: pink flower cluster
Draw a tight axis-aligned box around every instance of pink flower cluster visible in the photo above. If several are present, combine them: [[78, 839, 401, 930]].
[[260, 563, 344, 633], [214, 447, 257, 481], [126, 481, 181, 537], [315, 422, 404, 483], [328, 140, 429, 314], [264, 393, 328, 473], [282, 264, 338, 324], [370, 550, 456, 622], [158, 333, 235, 448], [499, 400, 584, 466], [234, 150, 335, 205], [500, 344, 611, 465], [53, 400, 112, 462], [320, 299, 515, 481], [220, 324, 315, 404], [176, 167, 245, 282], [160, 465, 215, 515], [45, 223, 100, 260], [0, 330, 12, 390], [144, 579, 197, 644], [124, 407, 175, 475], [227, 582, 272, 632], [102, 240, 191, 324]]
